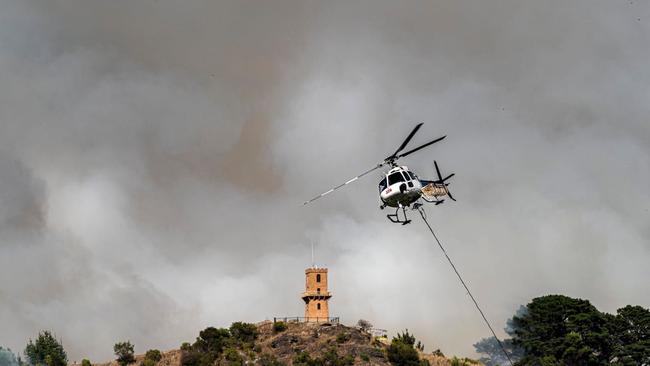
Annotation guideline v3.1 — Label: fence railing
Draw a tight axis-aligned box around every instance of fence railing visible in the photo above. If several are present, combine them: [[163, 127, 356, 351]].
[[273, 316, 340, 324]]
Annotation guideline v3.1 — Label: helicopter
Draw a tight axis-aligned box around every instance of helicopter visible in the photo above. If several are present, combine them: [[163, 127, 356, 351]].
[[303, 123, 455, 224]]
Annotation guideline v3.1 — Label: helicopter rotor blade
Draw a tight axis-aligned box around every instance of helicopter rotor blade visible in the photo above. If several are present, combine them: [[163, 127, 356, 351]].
[[436, 173, 455, 183], [398, 135, 446, 158], [447, 189, 456, 201], [387, 123, 423, 160], [434, 160, 442, 180], [303, 163, 385, 205]]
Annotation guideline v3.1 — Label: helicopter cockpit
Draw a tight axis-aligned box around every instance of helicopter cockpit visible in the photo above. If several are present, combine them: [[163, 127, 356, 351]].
[[378, 167, 420, 192]]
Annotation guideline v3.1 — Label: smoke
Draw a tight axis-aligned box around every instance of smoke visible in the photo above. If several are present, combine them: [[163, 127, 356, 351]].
[[1, 0, 649, 361], [0, 347, 21, 366]]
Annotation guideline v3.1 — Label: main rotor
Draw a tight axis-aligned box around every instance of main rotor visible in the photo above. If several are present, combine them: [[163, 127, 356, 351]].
[[303, 123, 446, 205]]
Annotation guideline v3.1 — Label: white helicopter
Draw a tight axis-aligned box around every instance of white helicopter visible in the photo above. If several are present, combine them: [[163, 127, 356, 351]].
[[303, 123, 455, 224]]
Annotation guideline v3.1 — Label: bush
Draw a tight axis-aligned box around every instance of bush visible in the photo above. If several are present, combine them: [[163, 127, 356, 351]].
[[222, 347, 242, 366], [193, 327, 231, 354], [259, 353, 285, 366], [272, 322, 287, 333], [388, 340, 420, 366], [360, 353, 370, 362], [144, 350, 162, 362], [321, 348, 354, 366], [229, 322, 258, 344], [293, 351, 311, 365], [81, 359, 91, 366], [336, 333, 351, 344], [24, 331, 68, 366], [113, 342, 135, 366], [180, 327, 235, 366], [388, 330, 428, 366], [357, 319, 373, 332]]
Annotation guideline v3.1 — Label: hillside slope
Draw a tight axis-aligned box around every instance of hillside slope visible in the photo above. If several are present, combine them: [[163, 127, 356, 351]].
[[90, 321, 480, 366]]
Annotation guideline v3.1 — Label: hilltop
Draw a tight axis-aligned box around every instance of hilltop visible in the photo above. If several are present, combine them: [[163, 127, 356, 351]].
[[88, 321, 480, 366]]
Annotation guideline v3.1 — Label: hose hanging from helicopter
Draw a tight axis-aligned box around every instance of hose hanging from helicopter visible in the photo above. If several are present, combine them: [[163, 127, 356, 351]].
[[416, 206, 514, 366]]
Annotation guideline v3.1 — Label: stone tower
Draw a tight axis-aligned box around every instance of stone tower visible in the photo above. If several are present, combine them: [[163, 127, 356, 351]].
[[301, 267, 332, 322]]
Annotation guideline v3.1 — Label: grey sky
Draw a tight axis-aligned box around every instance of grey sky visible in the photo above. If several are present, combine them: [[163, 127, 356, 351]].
[[1, 0, 649, 362]]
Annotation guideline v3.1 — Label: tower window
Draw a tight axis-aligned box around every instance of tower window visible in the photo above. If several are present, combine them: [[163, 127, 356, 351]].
[[317, 288, 321, 293], [317, 303, 321, 310], [316, 274, 321, 282]]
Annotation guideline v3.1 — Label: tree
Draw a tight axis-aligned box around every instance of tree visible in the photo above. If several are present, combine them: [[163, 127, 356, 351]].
[[113, 342, 135, 366], [81, 359, 91, 366], [193, 327, 231, 354], [510, 295, 613, 365], [24, 331, 67, 366], [180, 327, 232, 366], [475, 295, 650, 365], [394, 330, 416, 347], [229, 322, 258, 344], [388, 330, 427, 366], [144, 350, 162, 362], [142, 349, 162, 366], [357, 319, 373, 332], [609, 305, 650, 365]]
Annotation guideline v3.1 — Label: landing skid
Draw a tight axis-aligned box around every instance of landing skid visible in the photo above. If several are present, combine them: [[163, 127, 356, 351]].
[[386, 204, 412, 225]]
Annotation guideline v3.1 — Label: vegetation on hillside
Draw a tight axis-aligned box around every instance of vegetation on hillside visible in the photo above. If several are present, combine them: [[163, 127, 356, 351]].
[[180, 322, 260, 366], [387, 330, 429, 366], [474, 295, 650, 366], [113, 342, 135, 366], [24, 331, 67, 366], [13, 293, 647, 366]]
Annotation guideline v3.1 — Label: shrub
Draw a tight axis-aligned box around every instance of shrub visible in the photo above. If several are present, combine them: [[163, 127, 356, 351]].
[[113, 342, 135, 366], [360, 353, 370, 362], [335, 333, 351, 344], [259, 353, 285, 366], [394, 330, 416, 347], [193, 327, 231, 354], [357, 320, 373, 332], [272, 322, 287, 333], [450, 357, 463, 366], [81, 359, 91, 366], [388, 330, 428, 366], [24, 331, 68, 366], [229, 322, 258, 344], [222, 347, 242, 366], [388, 340, 420, 366], [321, 348, 354, 366], [293, 351, 309, 363], [144, 349, 162, 362]]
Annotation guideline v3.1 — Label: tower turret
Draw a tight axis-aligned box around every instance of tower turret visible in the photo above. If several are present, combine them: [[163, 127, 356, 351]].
[[301, 267, 332, 322]]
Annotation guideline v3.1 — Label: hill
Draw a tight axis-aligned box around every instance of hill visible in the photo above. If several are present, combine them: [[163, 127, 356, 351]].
[[88, 321, 480, 366]]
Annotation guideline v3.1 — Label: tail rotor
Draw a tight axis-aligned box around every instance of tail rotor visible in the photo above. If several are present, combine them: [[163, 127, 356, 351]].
[[434, 160, 456, 201]]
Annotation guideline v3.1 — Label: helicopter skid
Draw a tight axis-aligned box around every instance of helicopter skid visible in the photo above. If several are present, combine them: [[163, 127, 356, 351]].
[[386, 205, 412, 225]]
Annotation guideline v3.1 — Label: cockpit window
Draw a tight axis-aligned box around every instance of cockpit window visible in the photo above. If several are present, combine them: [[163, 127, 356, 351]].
[[378, 178, 387, 192], [408, 171, 417, 180], [388, 172, 405, 185], [402, 172, 411, 181]]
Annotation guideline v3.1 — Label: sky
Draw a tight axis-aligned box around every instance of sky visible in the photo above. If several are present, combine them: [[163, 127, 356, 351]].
[[1, 0, 649, 362]]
